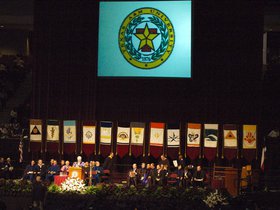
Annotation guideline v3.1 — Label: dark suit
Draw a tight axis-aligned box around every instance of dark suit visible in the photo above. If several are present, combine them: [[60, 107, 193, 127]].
[[34, 164, 47, 179], [103, 157, 113, 171], [23, 164, 36, 181]]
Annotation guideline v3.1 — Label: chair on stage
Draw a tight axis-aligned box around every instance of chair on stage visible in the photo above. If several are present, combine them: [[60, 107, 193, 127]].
[[167, 173, 178, 186], [240, 165, 252, 193], [101, 169, 110, 183]]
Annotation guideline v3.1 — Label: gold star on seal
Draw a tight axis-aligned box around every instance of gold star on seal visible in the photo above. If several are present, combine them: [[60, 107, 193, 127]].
[[134, 23, 159, 52]]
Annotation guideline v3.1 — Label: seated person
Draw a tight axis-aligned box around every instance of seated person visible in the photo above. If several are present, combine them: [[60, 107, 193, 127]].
[[0, 157, 4, 178], [93, 161, 102, 184], [3, 157, 14, 179], [73, 156, 85, 167], [176, 165, 184, 187], [144, 164, 152, 187], [127, 163, 138, 187], [149, 163, 156, 187], [184, 165, 194, 187], [159, 155, 170, 170], [192, 165, 206, 188], [34, 159, 47, 180], [137, 162, 146, 185], [46, 160, 60, 182], [84, 161, 90, 176], [23, 160, 36, 181], [161, 165, 169, 186], [60, 160, 65, 168], [155, 164, 162, 186], [60, 160, 70, 175]]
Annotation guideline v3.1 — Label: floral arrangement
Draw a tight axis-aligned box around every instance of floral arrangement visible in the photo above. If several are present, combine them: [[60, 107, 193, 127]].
[[60, 177, 86, 193], [203, 189, 229, 208]]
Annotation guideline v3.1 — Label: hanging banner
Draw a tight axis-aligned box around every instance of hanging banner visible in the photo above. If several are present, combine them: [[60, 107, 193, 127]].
[[29, 119, 42, 152], [99, 121, 113, 157], [63, 120, 77, 155], [223, 124, 238, 160], [130, 122, 145, 157], [186, 123, 201, 160], [243, 125, 257, 149], [243, 124, 257, 162], [46, 120, 60, 153], [203, 124, 218, 161], [167, 123, 180, 160], [149, 122, 165, 158], [30, 119, 42, 142], [116, 122, 130, 158], [204, 124, 218, 148], [223, 125, 238, 148], [187, 123, 201, 147], [47, 120, 59, 141], [82, 121, 96, 156]]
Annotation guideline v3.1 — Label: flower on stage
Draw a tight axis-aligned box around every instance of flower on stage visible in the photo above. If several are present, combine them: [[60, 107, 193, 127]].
[[61, 177, 86, 193], [203, 189, 229, 208]]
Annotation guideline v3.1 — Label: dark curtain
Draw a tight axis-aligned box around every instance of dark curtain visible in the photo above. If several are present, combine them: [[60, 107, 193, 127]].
[[32, 0, 264, 159]]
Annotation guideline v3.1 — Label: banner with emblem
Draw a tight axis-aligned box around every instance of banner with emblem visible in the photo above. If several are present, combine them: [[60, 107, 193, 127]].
[[63, 120, 77, 155], [186, 123, 201, 160], [29, 119, 42, 152], [82, 121, 96, 157], [149, 122, 165, 158], [116, 122, 130, 158], [98, 1, 192, 78], [46, 120, 60, 153], [203, 124, 219, 161], [243, 124, 257, 162], [167, 123, 180, 159], [99, 121, 113, 157], [223, 124, 238, 160], [30, 119, 42, 142], [130, 122, 145, 157]]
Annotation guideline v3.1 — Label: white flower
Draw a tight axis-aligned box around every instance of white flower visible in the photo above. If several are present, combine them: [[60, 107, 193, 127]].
[[203, 190, 229, 208], [60, 177, 86, 193]]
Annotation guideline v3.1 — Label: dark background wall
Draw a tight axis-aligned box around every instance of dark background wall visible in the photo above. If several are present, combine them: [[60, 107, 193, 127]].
[[0, 29, 29, 55], [32, 0, 263, 125]]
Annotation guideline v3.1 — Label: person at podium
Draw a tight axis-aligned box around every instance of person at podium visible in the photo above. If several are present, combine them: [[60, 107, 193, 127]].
[[73, 156, 85, 167]]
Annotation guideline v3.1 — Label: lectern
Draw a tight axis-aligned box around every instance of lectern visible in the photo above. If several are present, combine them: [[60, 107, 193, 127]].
[[69, 167, 84, 180]]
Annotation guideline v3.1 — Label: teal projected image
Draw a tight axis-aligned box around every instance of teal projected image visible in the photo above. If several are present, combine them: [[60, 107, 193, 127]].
[[98, 1, 192, 78]]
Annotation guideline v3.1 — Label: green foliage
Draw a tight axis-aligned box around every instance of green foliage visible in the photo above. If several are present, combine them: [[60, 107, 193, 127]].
[[0, 179, 32, 195], [48, 183, 61, 193]]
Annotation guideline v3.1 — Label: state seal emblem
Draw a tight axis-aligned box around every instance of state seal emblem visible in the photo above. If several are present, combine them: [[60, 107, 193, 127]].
[[119, 8, 175, 69]]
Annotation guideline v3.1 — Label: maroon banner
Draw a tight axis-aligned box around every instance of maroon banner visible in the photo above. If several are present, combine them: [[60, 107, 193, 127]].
[[186, 147, 200, 160], [63, 144, 76, 155], [131, 145, 143, 158], [204, 148, 217, 161], [117, 145, 129, 158], [100, 145, 111, 158], [243, 149, 256, 162], [167, 147, 179, 160], [83, 144, 95, 157], [150, 146, 163, 159], [46, 142, 59, 153], [29, 142, 41, 152], [224, 148, 237, 160]]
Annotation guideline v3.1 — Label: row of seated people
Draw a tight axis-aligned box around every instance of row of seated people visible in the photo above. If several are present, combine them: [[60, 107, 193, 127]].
[[127, 163, 206, 188], [23, 155, 113, 184]]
